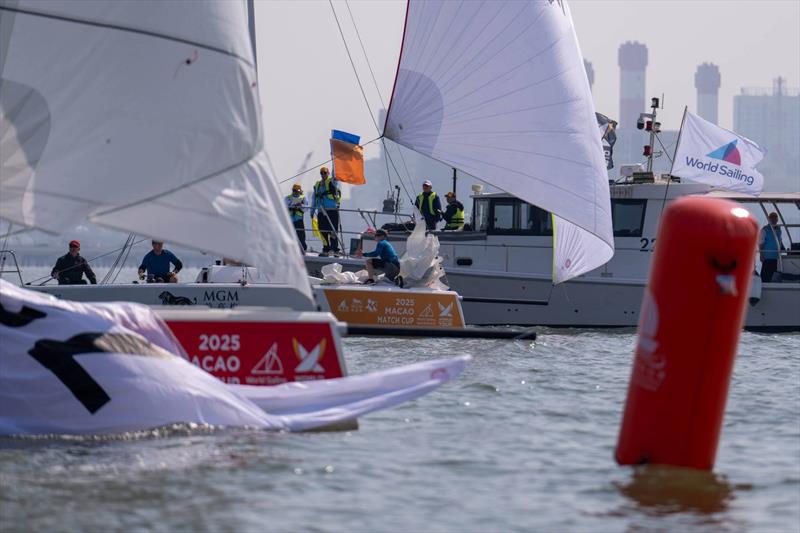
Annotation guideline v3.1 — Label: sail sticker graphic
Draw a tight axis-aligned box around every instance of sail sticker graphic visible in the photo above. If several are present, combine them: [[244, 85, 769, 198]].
[[437, 302, 453, 317], [251, 342, 283, 375], [707, 140, 741, 165], [419, 304, 434, 318], [293, 338, 326, 373]]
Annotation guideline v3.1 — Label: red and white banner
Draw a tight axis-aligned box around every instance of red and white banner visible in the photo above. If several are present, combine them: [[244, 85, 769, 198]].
[[165, 320, 345, 385]]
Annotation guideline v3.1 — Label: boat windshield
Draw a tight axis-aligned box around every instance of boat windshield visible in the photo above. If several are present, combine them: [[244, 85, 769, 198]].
[[735, 199, 800, 251]]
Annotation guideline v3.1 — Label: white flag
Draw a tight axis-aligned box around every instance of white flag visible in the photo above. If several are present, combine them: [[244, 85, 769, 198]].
[[672, 110, 766, 195]]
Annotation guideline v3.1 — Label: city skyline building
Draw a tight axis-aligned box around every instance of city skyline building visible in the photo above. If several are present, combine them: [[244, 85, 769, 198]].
[[695, 63, 721, 125]]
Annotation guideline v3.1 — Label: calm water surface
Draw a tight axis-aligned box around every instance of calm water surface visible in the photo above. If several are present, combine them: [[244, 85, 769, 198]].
[[1, 269, 799, 531], [1, 331, 798, 531]]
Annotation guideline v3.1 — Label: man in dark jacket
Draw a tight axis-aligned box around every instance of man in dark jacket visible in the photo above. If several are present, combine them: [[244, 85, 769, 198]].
[[414, 179, 442, 231], [51, 240, 97, 285]]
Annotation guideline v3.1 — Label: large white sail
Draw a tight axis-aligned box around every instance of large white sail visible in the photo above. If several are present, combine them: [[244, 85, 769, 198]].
[[0, 1, 310, 297], [384, 0, 613, 282]]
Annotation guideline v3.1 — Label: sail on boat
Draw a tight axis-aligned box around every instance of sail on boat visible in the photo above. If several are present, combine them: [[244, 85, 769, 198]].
[[0, 0, 469, 434], [0, 0, 310, 300], [382, 1, 613, 283], [276, 1, 613, 284]]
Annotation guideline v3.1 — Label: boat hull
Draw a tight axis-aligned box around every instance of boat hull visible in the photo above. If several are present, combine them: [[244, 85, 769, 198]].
[[304, 256, 800, 331]]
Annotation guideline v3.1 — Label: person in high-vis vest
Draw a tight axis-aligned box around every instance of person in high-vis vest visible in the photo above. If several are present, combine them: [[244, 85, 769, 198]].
[[759, 211, 785, 283], [414, 179, 442, 231], [285, 183, 308, 252], [311, 166, 341, 256], [442, 192, 465, 231]]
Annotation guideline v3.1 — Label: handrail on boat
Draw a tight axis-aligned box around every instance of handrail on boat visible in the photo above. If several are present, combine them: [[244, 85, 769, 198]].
[[0, 250, 25, 285]]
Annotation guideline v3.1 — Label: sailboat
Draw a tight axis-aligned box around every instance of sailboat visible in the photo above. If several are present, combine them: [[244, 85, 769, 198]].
[[303, 1, 614, 294], [0, 0, 468, 434]]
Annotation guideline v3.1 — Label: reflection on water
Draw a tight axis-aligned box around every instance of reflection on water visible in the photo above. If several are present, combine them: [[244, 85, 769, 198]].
[[615, 464, 747, 517]]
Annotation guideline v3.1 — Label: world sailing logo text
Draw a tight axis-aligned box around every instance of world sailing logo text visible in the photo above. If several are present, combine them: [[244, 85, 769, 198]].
[[683, 139, 754, 187]]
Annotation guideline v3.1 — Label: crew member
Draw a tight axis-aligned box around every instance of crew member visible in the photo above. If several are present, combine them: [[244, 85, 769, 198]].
[[311, 166, 341, 256], [415, 179, 442, 231], [138, 240, 182, 283], [759, 212, 784, 283], [51, 240, 97, 285], [286, 183, 308, 252], [357, 229, 402, 287], [442, 192, 465, 231]]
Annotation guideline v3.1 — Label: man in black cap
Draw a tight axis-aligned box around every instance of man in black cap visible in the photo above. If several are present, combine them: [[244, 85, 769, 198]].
[[51, 240, 97, 285], [414, 179, 442, 231], [356, 229, 403, 287]]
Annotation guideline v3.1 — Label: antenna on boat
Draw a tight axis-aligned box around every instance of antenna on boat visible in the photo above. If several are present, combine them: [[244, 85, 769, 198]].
[[452, 168, 457, 197], [637, 97, 662, 175]]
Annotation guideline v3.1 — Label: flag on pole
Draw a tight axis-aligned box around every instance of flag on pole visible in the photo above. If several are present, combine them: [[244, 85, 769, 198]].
[[671, 110, 766, 195], [330, 130, 365, 185], [596, 112, 618, 170]]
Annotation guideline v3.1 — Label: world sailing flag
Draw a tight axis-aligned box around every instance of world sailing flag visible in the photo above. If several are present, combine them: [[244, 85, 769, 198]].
[[671, 110, 766, 195]]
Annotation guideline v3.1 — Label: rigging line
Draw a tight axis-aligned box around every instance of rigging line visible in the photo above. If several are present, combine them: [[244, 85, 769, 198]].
[[277, 135, 383, 185], [343, 0, 386, 110], [654, 132, 674, 165], [26, 237, 152, 285], [391, 141, 417, 202], [382, 140, 415, 205], [0, 6, 254, 68], [329, 0, 381, 135]]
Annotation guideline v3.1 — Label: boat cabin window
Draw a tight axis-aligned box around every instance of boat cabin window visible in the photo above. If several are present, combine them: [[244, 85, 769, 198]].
[[472, 197, 552, 235], [473, 198, 490, 231], [611, 199, 646, 237]]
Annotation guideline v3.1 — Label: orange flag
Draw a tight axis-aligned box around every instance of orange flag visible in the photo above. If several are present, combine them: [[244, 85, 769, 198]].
[[330, 138, 365, 185]]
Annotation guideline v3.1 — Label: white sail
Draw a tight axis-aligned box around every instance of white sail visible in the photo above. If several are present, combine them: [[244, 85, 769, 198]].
[[0, 1, 310, 297], [384, 0, 613, 282]]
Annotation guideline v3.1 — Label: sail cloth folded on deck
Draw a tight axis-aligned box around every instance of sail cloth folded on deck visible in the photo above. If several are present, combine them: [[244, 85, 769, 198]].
[[383, 0, 614, 283], [0, 280, 467, 436], [330, 130, 365, 185]]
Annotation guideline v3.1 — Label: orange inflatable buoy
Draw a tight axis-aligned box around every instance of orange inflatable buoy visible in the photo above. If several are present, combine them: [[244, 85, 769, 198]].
[[615, 197, 758, 471]]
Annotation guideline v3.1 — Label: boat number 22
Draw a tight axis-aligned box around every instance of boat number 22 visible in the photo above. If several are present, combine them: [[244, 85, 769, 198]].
[[639, 238, 656, 252]]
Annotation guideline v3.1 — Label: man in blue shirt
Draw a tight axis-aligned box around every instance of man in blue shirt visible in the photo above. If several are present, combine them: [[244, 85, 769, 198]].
[[759, 212, 784, 283], [138, 240, 183, 283], [356, 229, 403, 287]]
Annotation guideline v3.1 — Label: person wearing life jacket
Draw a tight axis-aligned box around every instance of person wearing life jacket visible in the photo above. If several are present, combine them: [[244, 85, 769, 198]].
[[51, 240, 97, 285], [442, 192, 465, 231], [311, 166, 341, 256], [759, 211, 785, 283], [285, 183, 308, 252], [414, 179, 442, 231]]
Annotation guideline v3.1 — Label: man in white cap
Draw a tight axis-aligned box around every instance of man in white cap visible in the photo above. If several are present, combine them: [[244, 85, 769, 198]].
[[414, 179, 442, 231]]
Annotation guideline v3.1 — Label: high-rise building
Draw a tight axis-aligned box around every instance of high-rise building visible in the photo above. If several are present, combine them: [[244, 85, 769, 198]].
[[734, 77, 800, 191], [694, 63, 720, 125], [618, 41, 648, 131]]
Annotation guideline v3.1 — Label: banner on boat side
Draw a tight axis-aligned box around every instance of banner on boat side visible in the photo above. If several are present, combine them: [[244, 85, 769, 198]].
[[330, 129, 365, 185], [671, 111, 766, 195], [322, 289, 465, 328], [165, 321, 345, 385]]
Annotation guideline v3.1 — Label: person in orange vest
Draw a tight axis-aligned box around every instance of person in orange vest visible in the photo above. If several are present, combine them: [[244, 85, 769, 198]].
[[414, 179, 442, 231]]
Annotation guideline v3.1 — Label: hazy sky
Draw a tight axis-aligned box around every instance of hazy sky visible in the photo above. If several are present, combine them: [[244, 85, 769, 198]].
[[255, 0, 800, 189]]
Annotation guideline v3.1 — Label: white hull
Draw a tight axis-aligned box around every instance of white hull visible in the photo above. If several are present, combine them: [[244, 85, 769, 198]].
[[305, 256, 800, 331], [32, 283, 315, 311]]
